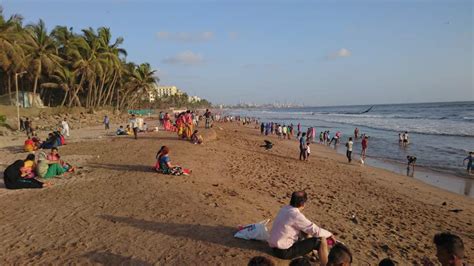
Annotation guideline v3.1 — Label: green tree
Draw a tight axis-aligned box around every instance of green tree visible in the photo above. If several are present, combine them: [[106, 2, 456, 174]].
[[23, 19, 62, 104]]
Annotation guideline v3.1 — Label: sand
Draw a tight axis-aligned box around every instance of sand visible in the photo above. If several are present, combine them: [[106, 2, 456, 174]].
[[0, 121, 472, 265]]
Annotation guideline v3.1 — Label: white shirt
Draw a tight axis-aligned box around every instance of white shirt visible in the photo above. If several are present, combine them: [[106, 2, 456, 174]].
[[347, 141, 353, 151], [268, 205, 332, 249], [129, 118, 138, 128], [61, 121, 69, 129]]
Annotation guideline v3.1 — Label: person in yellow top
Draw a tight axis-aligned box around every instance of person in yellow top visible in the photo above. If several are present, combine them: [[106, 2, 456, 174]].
[[21, 154, 36, 178]]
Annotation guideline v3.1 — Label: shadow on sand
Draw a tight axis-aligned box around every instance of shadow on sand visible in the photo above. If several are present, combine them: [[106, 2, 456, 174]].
[[99, 215, 271, 254], [87, 163, 155, 173], [83, 250, 153, 266]]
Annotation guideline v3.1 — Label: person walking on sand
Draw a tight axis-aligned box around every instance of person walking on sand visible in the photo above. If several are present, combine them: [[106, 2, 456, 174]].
[[129, 114, 138, 139], [463, 152, 472, 175], [61, 118, 70, 137], [346, 137, 353, 163], [204, 109, 212, 129], [103, 115, 110, 131], [360, 135, 368, 164], [299, 133, 307, 161]]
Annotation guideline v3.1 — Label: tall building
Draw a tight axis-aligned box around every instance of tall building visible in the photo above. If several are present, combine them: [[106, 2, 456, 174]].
[[155, 85, 181, 97]]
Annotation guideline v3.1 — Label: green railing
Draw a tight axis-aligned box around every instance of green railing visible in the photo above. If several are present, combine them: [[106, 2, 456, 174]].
[[127, 109, 154, 116]]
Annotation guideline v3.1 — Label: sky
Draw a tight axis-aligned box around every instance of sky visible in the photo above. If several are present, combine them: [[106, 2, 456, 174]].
[[1, 0, 473, 106]]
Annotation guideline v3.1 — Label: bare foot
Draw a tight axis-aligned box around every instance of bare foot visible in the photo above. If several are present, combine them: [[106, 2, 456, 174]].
[[43, 181, 53, 188]]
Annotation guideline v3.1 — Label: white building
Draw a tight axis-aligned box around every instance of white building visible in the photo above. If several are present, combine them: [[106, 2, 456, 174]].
[[154, 85, 182, 97], [188, 95, 202, 103], [146, 85, 185, 102]]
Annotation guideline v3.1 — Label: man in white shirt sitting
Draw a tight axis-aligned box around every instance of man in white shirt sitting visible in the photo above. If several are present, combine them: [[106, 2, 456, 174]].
[[268, 191, 335, 263]]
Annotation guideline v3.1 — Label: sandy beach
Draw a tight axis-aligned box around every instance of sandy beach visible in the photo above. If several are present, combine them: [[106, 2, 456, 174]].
[[0, 121, 472, 265]]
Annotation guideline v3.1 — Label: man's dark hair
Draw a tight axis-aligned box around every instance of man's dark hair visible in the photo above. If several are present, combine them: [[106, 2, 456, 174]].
[[248, 256, 275, 266], [302, 132, 306, 137], [290, 191, 307, 208], [378, 258, 396, 266], [289, 257, 312, 266], [434, 232, 464, 258], [328, 243, 353, 265]]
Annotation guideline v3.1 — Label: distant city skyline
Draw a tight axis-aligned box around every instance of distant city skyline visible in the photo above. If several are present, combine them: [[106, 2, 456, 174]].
[[3, 0, 473, 105]]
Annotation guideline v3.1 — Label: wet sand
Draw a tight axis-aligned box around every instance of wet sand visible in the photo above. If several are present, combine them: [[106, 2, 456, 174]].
[[0, 122, 472, 265]]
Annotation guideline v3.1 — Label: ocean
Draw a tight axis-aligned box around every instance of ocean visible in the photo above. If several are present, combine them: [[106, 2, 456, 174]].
[[228, 101, 474, 197]]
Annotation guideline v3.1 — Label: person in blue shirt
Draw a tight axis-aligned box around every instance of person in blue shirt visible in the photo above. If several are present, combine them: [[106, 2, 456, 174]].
[[299, 132, 307, 161], [463, 152, 472, 175]]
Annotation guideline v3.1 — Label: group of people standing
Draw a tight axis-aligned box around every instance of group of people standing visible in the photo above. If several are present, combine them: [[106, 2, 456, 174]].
[[260, 122, 296, 140]]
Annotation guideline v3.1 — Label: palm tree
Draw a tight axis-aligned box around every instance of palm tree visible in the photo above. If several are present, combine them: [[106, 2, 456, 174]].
[[40, 66, 77, 107], [23, 19, 62, 104], [119, 63, 157, 109], [0, 7, 26, 100]]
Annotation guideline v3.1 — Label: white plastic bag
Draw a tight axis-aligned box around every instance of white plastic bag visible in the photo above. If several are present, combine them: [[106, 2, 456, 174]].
[[234, 219, 270, 241]]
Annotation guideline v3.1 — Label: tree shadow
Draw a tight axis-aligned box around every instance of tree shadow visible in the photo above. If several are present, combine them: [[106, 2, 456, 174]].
[[99, 215, 271, 254], [1, 146, 26, 154], [87, 163, 155, 173], [83, 250, 153, 266]]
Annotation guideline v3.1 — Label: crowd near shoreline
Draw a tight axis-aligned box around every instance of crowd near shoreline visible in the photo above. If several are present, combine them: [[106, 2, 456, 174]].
[[1, 110, 472, 265]]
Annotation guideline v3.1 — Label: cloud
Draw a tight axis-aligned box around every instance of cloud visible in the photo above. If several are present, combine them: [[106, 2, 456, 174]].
[[326, 48, 352, 60], [162, 51, 204, 65], [156, 31, 214, 42]]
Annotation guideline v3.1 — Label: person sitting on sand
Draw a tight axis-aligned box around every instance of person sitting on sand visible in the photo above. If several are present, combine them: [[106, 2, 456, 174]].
[[40, 133, 58, 149], [191, 130, 203, 144], [268, 191, 334, 261], [116, 125, 127, 135], [126, 125, 133, 135], [4, 160, 49, 189], [248, 256, 275, 266], [327, 243, 352, 266], [47, 147, 74, 172], [156, 146, 188, 176], [36, 151, 66, 179], [21, 154, 37, 179], [24, 136, 36, 152]]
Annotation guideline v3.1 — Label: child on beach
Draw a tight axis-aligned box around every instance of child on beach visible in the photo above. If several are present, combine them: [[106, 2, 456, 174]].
[[346, 137, 353, 163], [463, 152, 472, 175], [299, 132, 307, 161], [191, 130, 203, 144], [306, 142, 311, 160]]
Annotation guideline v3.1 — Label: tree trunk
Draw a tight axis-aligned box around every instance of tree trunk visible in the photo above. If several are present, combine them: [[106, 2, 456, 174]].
[[7, 75, 12, 104], [60, 89, 68, 107], [32, 74, 39, 106]]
